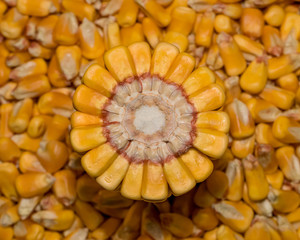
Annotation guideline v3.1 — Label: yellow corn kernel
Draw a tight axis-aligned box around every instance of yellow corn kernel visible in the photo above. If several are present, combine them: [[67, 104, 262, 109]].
[[276, 146, 300, 181], [262, 25, 283, 57], [19, 151, 46, 173], [117, 0, 138, 27], [246, 98, 281, 123], [0, 205, 19, 227], [278, 216, 298, 240], [243, 154, 269, 201], [0, 163, 19, 201], [214, 14, 235, 34], [259, 84, 295, 110], [92, 218, 121, 240], [276, 73, 299, 93], [240, 57, 267, 94], [62, 0, 95, 21], [234, 37, 264, 60], [206, 43, 224, 70], [195, 11, 215, 47], [32, 209, 75, 231], [4, 36, 29, 52], [194, 183, 216, 208], [48, 54, 69, 87], [104, 45, 136, 81], [11, 133, 41, 152], [0, 137, 21, 162], [27, 115, 48, 138], [264, 5, 285, 27], [193, 128, 228, 159], [0, 226, 13, 240], [217, 32, 246, 76], [231, 135, 255, 159], [104, 22, 121, 50], [216, 224, 237, 240], [272, 116, 300, 143], [0, 8, 28, 39], [182, 66, 216, 96], [0, 57, 10, 86], [0, 82, 17, 101], [17, 0, 54, 17], [140, 161, 168, 201], [280, 12, 300, 41], [40, 194, 64, 210], [64, 228, 88, 240], [240, 8, 264, 38], [163, 157, 196, 196], [245, 221, 272, 240], [74, 199, 104, 231], [213, 200, 254, 233], [53, 12, 78, 45], [268, 188, 300, 213], [287, 208, 300, 223], [6, 51, 31, 67], [16, 172, 55, 198], [168, 7, 196, 36], [12, 75, 51, 100], [56, 45, 81, 80], [76, 174, 101, 202], [53, 170, 76, 207], [128, 42, 151, 76], [266, 170, 284, 189], [255, 143, 278, 174], [0, 1, 8, 17], [160, 213, 194, 238], [135, 0, 171, 27], [213, 3, 242, 19], [192, 207, 218, 231], [38, 90, 73, 116], [172, 190, 194, 217], [121, 162, 143, 200], [25, 16, 40, 39], [142, 17, 162, 49], [42, 114, 69, 141], [181, 148, 213, 182], [166, 0, 187, 14], [36, 15, 58, 48], [70, 112, 102, 129], [226, 99, 255, 139], [196, 111, 229, 133], [164, 31, 189, 52], [9, 98, 33, 134], [225, 159, 244, 201], [206, 170, 228, 199], [9, 58, 47, 80], [267, 54, 300, 79], [37, 140, 68, 173], [165, 53, 195, 85], [224, 77, 241, 106], [120, 23, 145, 46], [79, 18, 105, 59], [255, 123, 285, 148], [25, 223, 44, 240], [81, 142, 118, 178]]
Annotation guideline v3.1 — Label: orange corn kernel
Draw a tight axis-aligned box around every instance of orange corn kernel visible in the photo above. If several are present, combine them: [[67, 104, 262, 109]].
[[259, 84, 295, 110], [240, 8, 264, 38], [53, 12, 78, 45], [233, 34, 264, 57], [19, 151, 46, 173], [195, 11, 215, 47], [0, 162, 19, 201], [264, 5, 285, 27], [192, 207, 219, 231], [37, 140, 69, 173], [0, 205, 20, 227], [0, 104, 13, 138], [9, 98, 33, 134], [17, 0, 54, 17], [142, 17, 162, 49], [268, 188, 300, 213], [37, 91, 73, 118], [104, 22, 121, 49], [255, 143, 278, 174], [9, 58, 47, 81], [53, 169, 76, 206], [48, 54, 69, 87], [135, 0, 171, 27], [43, 114, 70, 141], [78, 18, 105, 59], [280, 12, 300, 42], [213, 3, 242, 19], [120, 23, 145, 46], [255, 123, 285, 148], [12, 75, 51, 100], [226, 99, 255, 139], [0, 137, 21, 162], [225, 159, 244, 201], [62, 0, 95, 21], [214, 14, 235, 34], [6, 51, 31, 67], [0, 57, 11, 86], [266, 170, 284, 189], [231, 135, 255, 159], [56, 45, 81, 80], [16, 172, 55, 198], [194, 183, 217, 208], [91, 217, 122, 240], [262, 25, 283, 57], [217, 32, 246, 76], [36, 15, 58, 48], [164, 31, 188, 53], [0, 8, 28, 39], [206, 170, 228, 199], [276, 73, 299, 93], [168, 7, 196, 36], [117, 0, 139, 27]]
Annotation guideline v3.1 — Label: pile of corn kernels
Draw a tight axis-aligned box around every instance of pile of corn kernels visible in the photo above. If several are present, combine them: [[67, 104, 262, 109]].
[[1, 0, 300, 239]]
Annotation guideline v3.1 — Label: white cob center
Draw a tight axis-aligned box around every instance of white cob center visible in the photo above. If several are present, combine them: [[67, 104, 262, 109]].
[[134, 105, 166, 135]]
